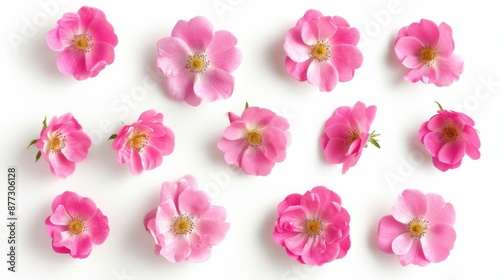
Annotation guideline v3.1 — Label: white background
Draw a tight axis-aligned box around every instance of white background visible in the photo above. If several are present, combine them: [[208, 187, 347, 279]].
[[1, 0, 499, 279]]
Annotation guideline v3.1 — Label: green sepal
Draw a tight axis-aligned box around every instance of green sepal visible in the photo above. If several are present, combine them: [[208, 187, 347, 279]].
[[35, 151, 41, 162], [26, 139, 38, 149], [368, 130, 381, 149], [435, 101, 444, 110], [245, 102, 249, 109], [108, 134, 117, 140], [42, 116, 47, 128], [369, 137, 381, 149]]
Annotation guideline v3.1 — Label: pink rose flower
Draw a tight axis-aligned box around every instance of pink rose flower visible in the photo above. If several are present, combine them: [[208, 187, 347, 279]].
[[110, 109, 175, 175], [144, 175, 230, 262], [45, 191, 109, 259], [217, 105, 291, 176], [46, 6, 118, 80], [377, 189, 456, 266], [30, 113, 91, 179], [157, 16, 242, 106], [418, 104, 480, 171], [272, 186, 350, 266], [284, 9, 363, 92], [320, 101, 379, 174], [395, 19, 464, 86]]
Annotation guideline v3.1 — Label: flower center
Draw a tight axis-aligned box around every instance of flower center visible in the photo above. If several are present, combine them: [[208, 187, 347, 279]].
[[442, 125, 459, 143], [186, 52, 210, 74], [407, 217, 428, 239], [48, 132, 66, 153], [311, 40, 331, 62], [68, 218, 86, 235], [304, 218, 324, 237], [72, 34, 94, 54], [128, 131, 148, 152], [171, 214, 194, 235], [246, 129, 262, 148], [344, 129, 360, 146], [420, 47, 437, 66]]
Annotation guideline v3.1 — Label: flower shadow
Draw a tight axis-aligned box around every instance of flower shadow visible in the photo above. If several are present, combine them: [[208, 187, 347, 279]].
[[24, 27, 69, 83], [385, 34, 408, 86], [27, 202, 73, 264], [405, 128, 433, 171], [258, 208, 297, 268], [265, 34, 289, 80], [18, 138, 55, 186], [365, 200, 397, 266], [87, 137, 128, 178]]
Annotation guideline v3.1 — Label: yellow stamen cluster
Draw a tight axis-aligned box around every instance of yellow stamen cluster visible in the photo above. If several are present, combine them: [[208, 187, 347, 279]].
[[407, 217, 428, 239], [441, 125, 459, 143], [420, 47, 437, 66], [246, 129, 263, 148], [68, 218, 86, 235], [304, 218, 324, 237], [344, 129, 360, 147], [186, 52, 210, 74], [311, 40, 331, 62], [48, 132, 66, 153], [171, 214, 195, 235], [72, 34, 94, 54], [128, 132, 149, 152]]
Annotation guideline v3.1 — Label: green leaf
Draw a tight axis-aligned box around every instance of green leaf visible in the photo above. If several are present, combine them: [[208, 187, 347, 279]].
[[26, 139, 38, 149], [434, 101, 444, 110], [42, 116, 47, 128], [108, 134, 117, 140], [35, 151, 41, 162], [245, 102, 249, 109]]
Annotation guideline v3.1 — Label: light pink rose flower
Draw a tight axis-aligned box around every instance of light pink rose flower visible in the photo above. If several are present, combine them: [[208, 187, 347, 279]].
[[111, 109, 175, 175], [32, 113, 91, 179], [217, 105, 291, 176], [377, 189, 456, 266], [46, 6, 118, 80], [284, 9, 363, 92], [395, 19, 464, 86], [272, 186, 351, 266], [144, 175, 230, 262], [45, 191, 109, 259], [418, 105, 480, 171], [157, 16, 242, 106], [320, 101, 379, 174]]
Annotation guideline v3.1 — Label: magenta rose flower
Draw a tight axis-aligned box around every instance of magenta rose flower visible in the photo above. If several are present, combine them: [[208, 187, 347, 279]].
[[45, 191, 109, 259], [418, 103, 480, 171], [157, 16, 242, 106], [217, 104, 291, 176], [144, 175, 230, 262], [320, 101, 380, 174], [272, 186, 350, 266], [29, 113, 91, 179], [46, 6, 118, 80], [284, 9, 363, 92], [395, 19, 463, 86], [377, 189, 456, 266], [110, 109, 175, 175]]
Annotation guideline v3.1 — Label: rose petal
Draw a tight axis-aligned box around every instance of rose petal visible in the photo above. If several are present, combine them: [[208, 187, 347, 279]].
[[392, 189, 427, 223], [206, 30, 242, 72], [421, 224, 456, 263], [193, 68, 235, 101], [171, 16, 213, 51], [377, 215, 407, 254], [306, 61, 338, 92]]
